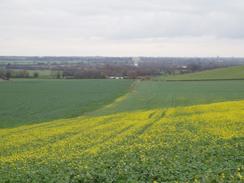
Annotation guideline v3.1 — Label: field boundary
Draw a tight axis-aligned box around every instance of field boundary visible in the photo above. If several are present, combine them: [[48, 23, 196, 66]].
[[154, 78, 244, 82], [88, 80, 140, 115]]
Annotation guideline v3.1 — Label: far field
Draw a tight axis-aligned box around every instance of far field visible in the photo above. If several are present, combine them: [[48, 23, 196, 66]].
[[1, 79, 244, 128], [159, 66, 244, 81], [0, 79, 132, 128], [96, 80, 244, 115]]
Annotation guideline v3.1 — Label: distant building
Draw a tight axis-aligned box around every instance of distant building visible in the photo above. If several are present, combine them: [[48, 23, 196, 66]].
[[132, 57, 141, 67], [109, 76, 124, 79], [180, 65, 188, 73]]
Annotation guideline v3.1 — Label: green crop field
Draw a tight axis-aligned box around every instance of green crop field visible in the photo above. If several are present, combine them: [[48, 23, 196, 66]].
[[95, 80, 244, 114], [0, 79, 132, 128], [158, 66, 244, 81]]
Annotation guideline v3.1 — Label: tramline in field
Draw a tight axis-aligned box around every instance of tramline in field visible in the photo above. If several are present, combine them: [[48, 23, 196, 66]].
[[0, 100, 243, 182]]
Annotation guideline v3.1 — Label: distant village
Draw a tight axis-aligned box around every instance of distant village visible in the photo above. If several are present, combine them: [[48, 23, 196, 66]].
[[0, 56, 244, 80]]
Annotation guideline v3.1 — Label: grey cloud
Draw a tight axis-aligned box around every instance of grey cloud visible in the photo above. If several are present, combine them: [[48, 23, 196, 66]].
[[0, 0, 244, 56]]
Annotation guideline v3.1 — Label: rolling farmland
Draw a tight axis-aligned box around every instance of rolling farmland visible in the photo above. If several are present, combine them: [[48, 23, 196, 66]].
[[0, 79, 132, 128], [1, 0, 244, 181], [159, 66, 244, 81], [0, 100, 243, 182], [0, 70, 244, 182]]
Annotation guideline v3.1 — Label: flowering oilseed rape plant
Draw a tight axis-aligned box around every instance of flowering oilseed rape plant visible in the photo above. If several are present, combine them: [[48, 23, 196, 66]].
[[0, 101, 243, 182]]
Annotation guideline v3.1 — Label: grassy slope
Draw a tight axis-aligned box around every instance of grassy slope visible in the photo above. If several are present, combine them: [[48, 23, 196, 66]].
[[95, 80, 244, 115], [0, 79, 132, 128], [0, 100, 243, 182], [159, 66, 244, 81]]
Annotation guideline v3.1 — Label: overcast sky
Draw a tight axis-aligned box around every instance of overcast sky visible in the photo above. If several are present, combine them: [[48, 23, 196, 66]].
[[1, 0, 244, 56]]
